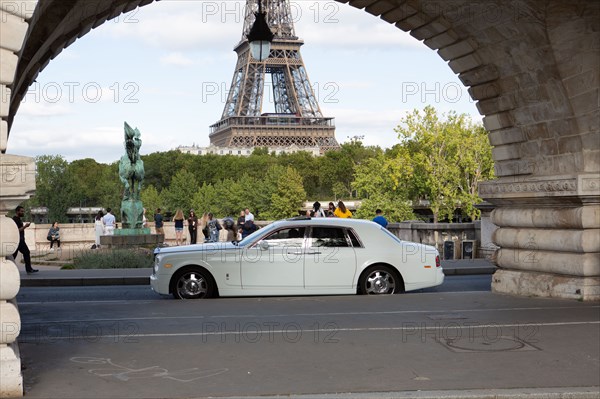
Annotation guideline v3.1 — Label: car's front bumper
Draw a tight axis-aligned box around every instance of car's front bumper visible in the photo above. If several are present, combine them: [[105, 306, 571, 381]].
[[150, 273, 169, 295]]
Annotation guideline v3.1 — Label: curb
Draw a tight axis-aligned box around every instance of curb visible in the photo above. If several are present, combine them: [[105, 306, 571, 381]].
[[443, 266, 497, 275], [186, 387, 600, 399], [20, 276, 150, 287]]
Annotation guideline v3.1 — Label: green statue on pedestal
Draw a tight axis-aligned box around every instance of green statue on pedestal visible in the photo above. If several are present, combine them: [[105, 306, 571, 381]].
[[119, 122, 145, 230]]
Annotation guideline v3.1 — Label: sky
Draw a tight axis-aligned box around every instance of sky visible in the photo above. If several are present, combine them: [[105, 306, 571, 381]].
[[8, 0, 481, 164]]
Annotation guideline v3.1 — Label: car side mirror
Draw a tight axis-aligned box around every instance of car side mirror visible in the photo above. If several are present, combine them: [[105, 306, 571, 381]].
[[259, 241, 270, 251]]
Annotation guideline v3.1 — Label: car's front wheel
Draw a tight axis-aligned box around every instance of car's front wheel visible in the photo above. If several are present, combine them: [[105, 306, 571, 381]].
[[359, 265, 400, 295], [172, 268, 215, 299]]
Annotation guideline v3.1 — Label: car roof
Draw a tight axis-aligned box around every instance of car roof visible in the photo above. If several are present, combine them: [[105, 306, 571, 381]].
[[280, 217, 379, 229]]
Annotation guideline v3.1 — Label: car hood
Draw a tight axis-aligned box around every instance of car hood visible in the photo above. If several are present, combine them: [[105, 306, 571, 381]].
[[154, 242, 240, 255]]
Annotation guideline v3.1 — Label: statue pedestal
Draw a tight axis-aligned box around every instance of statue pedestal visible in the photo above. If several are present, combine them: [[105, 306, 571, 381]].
[[115, 228, 151, 236], [100, 232, 163, 249]]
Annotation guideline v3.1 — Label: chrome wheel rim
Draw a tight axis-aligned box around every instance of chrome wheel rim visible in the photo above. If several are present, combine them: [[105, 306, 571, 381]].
[[176, 272, 208, 298], [365, 270, 396, 294]]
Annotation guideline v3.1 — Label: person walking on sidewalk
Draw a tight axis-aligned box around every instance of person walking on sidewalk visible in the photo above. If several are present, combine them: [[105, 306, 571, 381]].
[[12, 205, 38, 274]]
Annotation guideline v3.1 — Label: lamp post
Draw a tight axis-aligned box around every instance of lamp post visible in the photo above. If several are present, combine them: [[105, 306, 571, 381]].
[[247, 0, 273, 61]]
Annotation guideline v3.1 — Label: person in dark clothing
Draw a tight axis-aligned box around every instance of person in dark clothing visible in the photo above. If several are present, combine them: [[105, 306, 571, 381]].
[[12, 205, 38, 273], [237, 210, 245, 231], [241, 220, 257, 239], [187, 210, 198, 244], [47, 221, 61, 250]]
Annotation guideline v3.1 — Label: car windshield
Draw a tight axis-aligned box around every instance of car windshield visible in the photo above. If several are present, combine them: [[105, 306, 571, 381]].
[[236, 221, 283, 247]]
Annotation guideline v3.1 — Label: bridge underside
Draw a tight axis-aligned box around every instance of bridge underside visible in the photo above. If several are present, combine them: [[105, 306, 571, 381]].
[[0, 1, 599, 395]]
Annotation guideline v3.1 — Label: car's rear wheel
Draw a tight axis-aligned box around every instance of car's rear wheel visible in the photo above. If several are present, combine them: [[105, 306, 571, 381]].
[[359, 265, 400, 295], [172, 268, 214, 299]]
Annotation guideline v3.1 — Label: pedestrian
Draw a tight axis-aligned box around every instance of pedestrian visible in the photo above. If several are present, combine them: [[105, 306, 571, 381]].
[[241, 219, 257, 239], [12, 205, 38, 274], [372, 209, 389, 228], [206, 213, 222, 243], [154, 208, 164, 236], [102, 208, 116, 235], [312, 201, 325, 217], [334, 200, 352, 218], [223, 217, 238, 242], [174, 209, 185, 246], [237, 210, 245, 231], [327, 202, 336, 216], [244, 208, 254, 222], [200, 212, 209, 242], [94, 210, 104, 249], [187, 209, 198, 244], [47, 221, 61, 252]]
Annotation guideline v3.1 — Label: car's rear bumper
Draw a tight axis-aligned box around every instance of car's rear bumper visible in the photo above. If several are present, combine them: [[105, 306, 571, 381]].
[[435, 267, 445, 286]]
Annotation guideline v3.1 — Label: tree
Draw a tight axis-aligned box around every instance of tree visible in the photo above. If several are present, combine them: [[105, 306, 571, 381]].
[[191, 183, 218, 216], [29, 155, 74, 222], [161, 169, 199, 213], [319, 139, 381, 199], [68, 159, 103, 204], [263, 166, 307, 220], [394, 106, 493, 222], [141, 185, 163, 215], [352, 154, 414, 222], [455, 124, 495, 220]]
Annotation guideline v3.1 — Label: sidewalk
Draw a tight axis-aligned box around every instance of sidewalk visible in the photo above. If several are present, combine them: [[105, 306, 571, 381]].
[[18, 259, 496, 287]]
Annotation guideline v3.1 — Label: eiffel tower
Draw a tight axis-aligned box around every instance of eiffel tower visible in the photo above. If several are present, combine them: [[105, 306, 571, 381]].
[[209, 0, 339, 153]]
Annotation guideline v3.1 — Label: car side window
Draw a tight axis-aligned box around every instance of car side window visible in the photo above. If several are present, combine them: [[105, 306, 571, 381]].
[[309, 227, 349, 248], [347, 229, 362, 248], [263, 227, 306, 247]]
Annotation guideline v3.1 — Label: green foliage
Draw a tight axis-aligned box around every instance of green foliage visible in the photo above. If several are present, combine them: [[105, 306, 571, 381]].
[[264, 166, 307, 220], [393, 106, 493, 222], [161, 169, 198, 213], [71, 249, 153, 269], [320, 139, 381, 199], [352, 154, 415, 222], [141, 185, 163, 214], [353, 195, 414, 223], [30, 107, 494, 223], [27, 155, 73, 222]]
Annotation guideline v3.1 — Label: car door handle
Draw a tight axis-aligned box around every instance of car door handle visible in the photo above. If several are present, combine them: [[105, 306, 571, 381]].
[[287, 251, 303, 255], [306, 251, 321, 255]]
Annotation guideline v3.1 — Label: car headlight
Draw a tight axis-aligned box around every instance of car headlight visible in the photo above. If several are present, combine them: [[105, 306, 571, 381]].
[[153, 255, 161, 273]]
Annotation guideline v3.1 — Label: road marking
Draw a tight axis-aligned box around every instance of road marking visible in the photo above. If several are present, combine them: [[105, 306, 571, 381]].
[[19, 304, 600, 325], [18, 320, 600, 342]]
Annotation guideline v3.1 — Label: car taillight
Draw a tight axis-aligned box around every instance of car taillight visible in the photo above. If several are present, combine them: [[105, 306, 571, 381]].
[[436, 255, 441, 268]]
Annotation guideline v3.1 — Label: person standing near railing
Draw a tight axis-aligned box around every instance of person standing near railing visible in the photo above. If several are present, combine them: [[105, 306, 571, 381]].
[[47, 221, 61, 252]]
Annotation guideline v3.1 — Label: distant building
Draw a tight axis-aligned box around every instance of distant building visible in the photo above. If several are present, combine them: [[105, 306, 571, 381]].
[[176, 144, 321, 157]]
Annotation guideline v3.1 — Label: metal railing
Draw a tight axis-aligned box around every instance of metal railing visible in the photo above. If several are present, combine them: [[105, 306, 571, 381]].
[[210, 115, 335, 135]]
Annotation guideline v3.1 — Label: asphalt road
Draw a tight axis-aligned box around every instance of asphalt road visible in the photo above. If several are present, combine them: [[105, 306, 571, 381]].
[[16, 275, 492, 303], [15, 275, 600, 399]]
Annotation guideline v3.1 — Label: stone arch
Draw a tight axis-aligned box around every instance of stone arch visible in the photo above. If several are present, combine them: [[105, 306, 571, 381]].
[[4, 1, 599, 174], [1, 0, 598, 293], [2, 0, 599, 295], [3, 1, 597, 170], [0, 0, 598, 395]]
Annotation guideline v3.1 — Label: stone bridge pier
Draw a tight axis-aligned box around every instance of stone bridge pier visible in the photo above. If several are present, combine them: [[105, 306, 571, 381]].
[[481, 179, 599, 300]]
